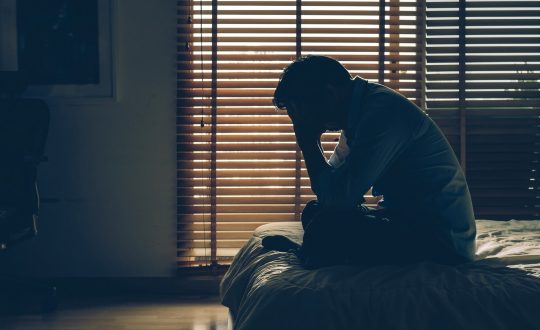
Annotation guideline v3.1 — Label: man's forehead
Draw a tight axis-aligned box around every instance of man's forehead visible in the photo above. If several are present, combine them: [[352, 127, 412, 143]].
[[284, 100, 304, 118], [285, 99, 306, 111], [285, 101, 297, 111]]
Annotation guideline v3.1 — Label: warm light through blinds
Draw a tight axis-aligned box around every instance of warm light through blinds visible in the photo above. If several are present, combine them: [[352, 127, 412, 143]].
[[425, 0, 540, 219], [176, 0, 539, 269], [176, 0, 426, 268]]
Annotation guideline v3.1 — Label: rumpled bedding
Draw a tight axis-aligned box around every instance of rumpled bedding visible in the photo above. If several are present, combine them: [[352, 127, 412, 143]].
[[220, 220, 540, 330]]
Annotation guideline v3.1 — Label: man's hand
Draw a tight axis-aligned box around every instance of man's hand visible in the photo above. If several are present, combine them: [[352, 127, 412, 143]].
[[288, 109, 326, 148], [286, 107, 331, 199], [293, 120, 326, 148]]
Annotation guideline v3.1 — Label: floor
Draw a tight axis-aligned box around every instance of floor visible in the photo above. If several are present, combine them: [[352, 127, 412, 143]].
[[0, 295, 229, 330]]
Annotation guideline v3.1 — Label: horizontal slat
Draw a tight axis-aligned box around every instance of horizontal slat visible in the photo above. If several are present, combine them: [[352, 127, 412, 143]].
[[180, 198, 404, 207], [183, 72, 539, 82], [174, 150, 538, 162], [178, 81, 418, 90], [180, 115, 502, 127], [428, 28, 540, 36], [179, 178, 312, 187], [177, 115, 291, 125], [180, 185, 315, 194], [427, 1, 539, 9], [426, 64, 540, 72], [182, 1, 400, 8], [178, 90, 419, 101], [177, 167, 532, 182], [177, 151, 336, 161], [178, 72, 392, 80], [426, 37, 540, 46], [179, 90, 540, 102], [193, 18, 418, 25], [177, 62, 416, 72], [179, 213, 297, 222], [427, 90, 540, 99], [176, 133, 340, 143], [426, 82, 540, 90], [177, 205, 299, 213], [428, 10, 540, 18], [177, 203, 382, 215], [179, 169, 290, 177], [412, 100, 537, 108], [427, 19, 540, 27], [426, 46, 540, 54], [182, 222, 286, 232], [192, 10, 415, 16], [177, 53, 419, 62], [178, 27, 418, 35], [175, 140, 535, 154], [184, 232, 257, 241], [177, 240, 246, 249], [190, 45, 418, 53], [185, 36, 417, 44], [175, 143, 329, 152], [426, 55, 539, 63]]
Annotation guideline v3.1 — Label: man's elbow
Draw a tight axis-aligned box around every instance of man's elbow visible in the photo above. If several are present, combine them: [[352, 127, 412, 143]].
[[310, 183, 323, 201]]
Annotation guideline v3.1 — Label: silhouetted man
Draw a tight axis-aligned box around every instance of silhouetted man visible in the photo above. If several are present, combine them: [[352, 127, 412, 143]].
[[263, 55, 476, 269]]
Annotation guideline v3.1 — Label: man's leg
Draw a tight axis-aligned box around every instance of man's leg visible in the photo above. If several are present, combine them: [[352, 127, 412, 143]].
[[368, 208, 471, 265], [299, 205, 469, 268], [301, 199, 322, 230], [263, 199, 468, 267], [260, 199, 320, 253], [298, 203, 367, 268]]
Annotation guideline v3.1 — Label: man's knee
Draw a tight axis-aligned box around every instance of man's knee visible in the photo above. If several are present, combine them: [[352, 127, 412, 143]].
[[301, 199, 321, 229]]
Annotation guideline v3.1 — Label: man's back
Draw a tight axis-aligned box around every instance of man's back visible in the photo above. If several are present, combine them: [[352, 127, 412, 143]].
[[271, 56, 476, 266], [334, 79, 477, 261]]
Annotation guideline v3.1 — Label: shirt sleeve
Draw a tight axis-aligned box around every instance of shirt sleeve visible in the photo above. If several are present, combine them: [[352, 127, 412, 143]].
[[328, 131, 350, 168], [313, 97, 420, 208]]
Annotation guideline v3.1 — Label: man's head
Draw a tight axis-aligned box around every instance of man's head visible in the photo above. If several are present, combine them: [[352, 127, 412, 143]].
[[273, 55, 353, 131]]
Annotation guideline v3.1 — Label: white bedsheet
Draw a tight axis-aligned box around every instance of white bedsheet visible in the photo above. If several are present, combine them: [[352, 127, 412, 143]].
[[220, 220, 540, 330]]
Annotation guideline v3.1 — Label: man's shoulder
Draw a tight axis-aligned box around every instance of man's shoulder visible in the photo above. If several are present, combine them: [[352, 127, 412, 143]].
[[349, 84, 425, 131], [365, 83, 422, 113]]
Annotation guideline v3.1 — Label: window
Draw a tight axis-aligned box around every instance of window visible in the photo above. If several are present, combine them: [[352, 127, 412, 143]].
[[425, 0, 540, 219], [177, 0, 539, 269]]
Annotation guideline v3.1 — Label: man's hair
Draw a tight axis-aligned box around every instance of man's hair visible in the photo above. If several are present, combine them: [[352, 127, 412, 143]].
[[273, 55, 351, 111]]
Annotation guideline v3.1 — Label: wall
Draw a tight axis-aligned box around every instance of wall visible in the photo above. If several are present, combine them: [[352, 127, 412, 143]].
[[0, 0, 178, 277]]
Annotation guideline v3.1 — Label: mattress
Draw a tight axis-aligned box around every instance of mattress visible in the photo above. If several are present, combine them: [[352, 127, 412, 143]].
[[220, 220, 540, 330]]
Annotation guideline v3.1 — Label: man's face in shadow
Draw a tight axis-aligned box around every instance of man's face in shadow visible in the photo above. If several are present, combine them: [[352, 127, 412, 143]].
[[286, 87, 347, 133]]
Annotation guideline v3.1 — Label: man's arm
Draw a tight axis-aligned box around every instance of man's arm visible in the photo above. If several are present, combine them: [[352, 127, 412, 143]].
[[294, 130, 331, 197], [293, 123, 353, 203], [314, 98, 422, 208]]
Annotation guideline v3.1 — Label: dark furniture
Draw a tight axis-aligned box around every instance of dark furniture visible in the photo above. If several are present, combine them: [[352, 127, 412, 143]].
[[0, 73, 55, 313], [0, 97, 49, 250]]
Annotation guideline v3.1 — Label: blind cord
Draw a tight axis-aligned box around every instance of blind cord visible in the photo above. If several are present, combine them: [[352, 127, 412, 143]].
[[190, 0, 208, 267], [199, 0, 205, 129], [198, 0, 209, 266]]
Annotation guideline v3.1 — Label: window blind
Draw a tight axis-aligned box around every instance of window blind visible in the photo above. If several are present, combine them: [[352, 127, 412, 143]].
[[177, 0, 426, 268], [425, 0, 540, 219]]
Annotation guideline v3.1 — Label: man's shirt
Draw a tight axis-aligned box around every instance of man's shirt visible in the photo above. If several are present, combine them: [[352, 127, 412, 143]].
[[317, 77, 477, 261]]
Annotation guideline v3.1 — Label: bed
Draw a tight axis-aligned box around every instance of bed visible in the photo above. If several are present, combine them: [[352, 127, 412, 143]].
[[220, 219, 540, 330]]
